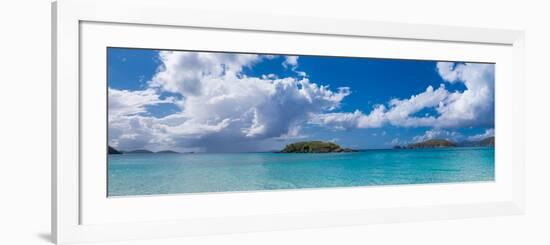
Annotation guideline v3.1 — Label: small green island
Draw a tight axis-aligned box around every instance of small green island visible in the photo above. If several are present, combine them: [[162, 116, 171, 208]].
[[280, 141, 356, 153], [394, 136, 495, 149], [406, 139, 457, 149]]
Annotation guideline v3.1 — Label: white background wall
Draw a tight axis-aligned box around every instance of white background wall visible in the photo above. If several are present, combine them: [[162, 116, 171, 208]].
[[1, 0, 548, 244]]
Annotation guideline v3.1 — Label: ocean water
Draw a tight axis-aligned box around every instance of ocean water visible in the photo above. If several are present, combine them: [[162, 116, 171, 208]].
[[108, 147, 494, 196]]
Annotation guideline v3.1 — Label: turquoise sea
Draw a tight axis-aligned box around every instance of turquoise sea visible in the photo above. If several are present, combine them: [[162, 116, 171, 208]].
[[108, 147, 494, 196]]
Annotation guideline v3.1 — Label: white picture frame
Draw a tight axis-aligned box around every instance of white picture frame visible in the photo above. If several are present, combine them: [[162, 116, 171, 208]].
[[52, 0, 525, 244]]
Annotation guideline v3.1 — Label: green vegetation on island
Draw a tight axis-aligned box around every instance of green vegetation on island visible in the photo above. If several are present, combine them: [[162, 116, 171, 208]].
[[407, 139, 457, 149], [393, 137, 495, 150], [281, 141, 355, 153]]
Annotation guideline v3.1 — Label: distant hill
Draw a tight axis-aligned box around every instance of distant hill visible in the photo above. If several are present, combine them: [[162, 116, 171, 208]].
[[156, 150, 180, 154], [126, 149, 154, 154], [108, 146, 122, 154], [478, 136, 495, 147], [111, 148, 184, 154], [457, 136, 495, 147], [396, 137, 495, 149], [281, 141, 355, 153], [406, 139, 457, 149]]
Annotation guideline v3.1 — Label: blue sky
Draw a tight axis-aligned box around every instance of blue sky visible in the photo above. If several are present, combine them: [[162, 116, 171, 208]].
[[108, 47, 495, 152]]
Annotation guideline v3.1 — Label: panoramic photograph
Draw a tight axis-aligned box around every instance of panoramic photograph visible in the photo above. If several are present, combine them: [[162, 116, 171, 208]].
[[107, 47, 495, 196]]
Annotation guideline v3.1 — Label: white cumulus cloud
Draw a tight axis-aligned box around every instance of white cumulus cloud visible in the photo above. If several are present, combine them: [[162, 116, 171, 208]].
[[108, 88, 174, 118], [283, 55, 307, 77], [309, 105, 386, 130], [109, 51, 350, 152], [283, 55, 299, 69], [467, 128, 495, 141], [149, 51, 262, 96], [310, 62, 494, 129]]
